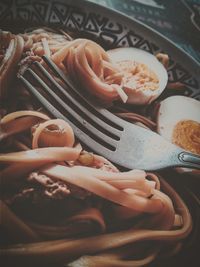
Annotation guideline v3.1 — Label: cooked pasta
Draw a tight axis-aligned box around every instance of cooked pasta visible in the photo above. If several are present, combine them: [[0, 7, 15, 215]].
[[0, 27, 195, 267]]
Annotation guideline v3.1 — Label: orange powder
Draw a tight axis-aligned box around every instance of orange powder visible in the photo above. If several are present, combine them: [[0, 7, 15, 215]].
[[172, 120, 200, 155]]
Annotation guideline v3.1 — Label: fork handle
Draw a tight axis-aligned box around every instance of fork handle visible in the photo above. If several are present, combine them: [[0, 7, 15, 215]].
[[177, 151, 200, 169]]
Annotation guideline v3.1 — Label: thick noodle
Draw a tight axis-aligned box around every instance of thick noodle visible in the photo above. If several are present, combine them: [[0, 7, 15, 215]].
[[0, 28, 193, 267]]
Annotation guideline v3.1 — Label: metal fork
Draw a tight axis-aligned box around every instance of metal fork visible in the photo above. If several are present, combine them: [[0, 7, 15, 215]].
[[19, 56, 200, 171]]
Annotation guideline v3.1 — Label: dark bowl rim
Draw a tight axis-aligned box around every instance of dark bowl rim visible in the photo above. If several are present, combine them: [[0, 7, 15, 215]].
[[2, 0, 200, 83], [82, 0, 200, 68]]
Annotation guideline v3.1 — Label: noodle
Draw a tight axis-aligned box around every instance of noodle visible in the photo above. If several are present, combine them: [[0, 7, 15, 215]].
[[0, 178, 192, 265], [0, 200, 40, 243], [0, 28, 194, 267], [0, 110, 50, 123], [32, 119, 75, 149]]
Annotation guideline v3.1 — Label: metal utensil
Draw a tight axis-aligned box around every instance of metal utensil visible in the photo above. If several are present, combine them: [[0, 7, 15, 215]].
[[19, 56, 200, 171]]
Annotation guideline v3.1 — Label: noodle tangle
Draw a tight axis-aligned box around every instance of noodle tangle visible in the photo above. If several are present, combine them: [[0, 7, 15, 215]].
[[0, 28, 193, 267]]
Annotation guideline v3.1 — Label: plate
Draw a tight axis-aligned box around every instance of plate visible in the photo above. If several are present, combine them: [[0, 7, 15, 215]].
[[0, 0, 200, 266]]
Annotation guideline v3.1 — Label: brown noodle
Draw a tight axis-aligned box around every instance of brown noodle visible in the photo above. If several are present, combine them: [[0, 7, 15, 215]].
[[0, 28, 193, 267]]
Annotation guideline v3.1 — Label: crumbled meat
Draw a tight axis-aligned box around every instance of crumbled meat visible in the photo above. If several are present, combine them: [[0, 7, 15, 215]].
[[68, 183, 92, 200], [27, 172, 70, 199], [28, 172, 55, 186], [5, 172, 91, 208], [5, 188, 34, 205], [4, 172, 93, 223], [27, 172, 91, 200]]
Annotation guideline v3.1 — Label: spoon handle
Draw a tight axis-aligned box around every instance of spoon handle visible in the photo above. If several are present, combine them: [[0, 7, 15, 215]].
[[177, 151, 200, 169]]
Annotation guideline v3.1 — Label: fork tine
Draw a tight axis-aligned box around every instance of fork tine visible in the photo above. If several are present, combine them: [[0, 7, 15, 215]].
[[24, 68, 118, 151], [19, 75, 115, 156], [42, 55, 126, 129], [34, 61, 121, 140]]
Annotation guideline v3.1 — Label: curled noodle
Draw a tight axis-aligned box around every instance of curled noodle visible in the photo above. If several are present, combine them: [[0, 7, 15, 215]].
[[0, 28, 194, 267]]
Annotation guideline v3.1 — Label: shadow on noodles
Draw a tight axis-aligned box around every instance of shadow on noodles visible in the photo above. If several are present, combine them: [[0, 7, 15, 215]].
[[0, 27, 199, 267]]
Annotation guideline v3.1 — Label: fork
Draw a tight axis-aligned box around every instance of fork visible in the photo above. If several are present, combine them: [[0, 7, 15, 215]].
[[19, 56, 200, 171]]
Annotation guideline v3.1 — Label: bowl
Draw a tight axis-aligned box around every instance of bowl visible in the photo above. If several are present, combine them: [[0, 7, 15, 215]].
[[1, 0, 200, 100], [0, 0, 200, 266]]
